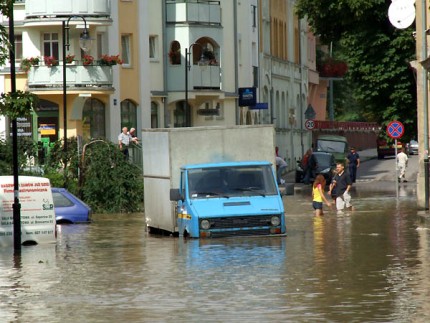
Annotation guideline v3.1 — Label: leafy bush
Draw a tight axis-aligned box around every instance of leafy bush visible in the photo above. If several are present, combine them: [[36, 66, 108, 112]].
[[79, 140, 143, 213], [0, 137, 38, 175]]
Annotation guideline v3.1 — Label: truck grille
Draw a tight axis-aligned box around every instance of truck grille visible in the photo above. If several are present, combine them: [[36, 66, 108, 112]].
[[199, 215, 283, 237], [203, 215, 275, 229], [210, 229, 271, 238]]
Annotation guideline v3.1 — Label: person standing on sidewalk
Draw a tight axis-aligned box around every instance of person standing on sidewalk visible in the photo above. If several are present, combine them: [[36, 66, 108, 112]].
[[397, 147, 408, 183], [328, 162, 352, 211], [347, 147, 360, 183], [276, 156, 288, 184]]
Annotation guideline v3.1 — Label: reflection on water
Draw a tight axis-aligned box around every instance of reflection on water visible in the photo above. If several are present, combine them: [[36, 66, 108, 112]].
[[1, 193, 430, 322]]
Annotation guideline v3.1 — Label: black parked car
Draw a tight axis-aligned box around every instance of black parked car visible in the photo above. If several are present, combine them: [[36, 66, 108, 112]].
[[295, 151, 336, 184]]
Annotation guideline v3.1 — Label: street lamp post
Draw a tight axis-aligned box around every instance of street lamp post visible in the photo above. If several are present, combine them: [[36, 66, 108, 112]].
[[184, 43, 208, 127], [62, 16, 92, 152]]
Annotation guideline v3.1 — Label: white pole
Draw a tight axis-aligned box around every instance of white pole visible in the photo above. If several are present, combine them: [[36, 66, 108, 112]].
[[395, 138, 399, 198]]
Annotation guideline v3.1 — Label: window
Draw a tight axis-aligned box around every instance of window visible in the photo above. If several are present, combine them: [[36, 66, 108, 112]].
[[149, 36, 158, 59], [96, 33, 103, 59], [251, 5, 257, 28], [121, 34, 131, 66], [43, 33, 59, 59], [120, 99, 137, 129], [151, 101, 159, 128], [52, 192, 74, 207], [15, 35, 22, 61], [169, 40, 181, 65], [174, 102, 187, 127], [82, 99, 106, 140]]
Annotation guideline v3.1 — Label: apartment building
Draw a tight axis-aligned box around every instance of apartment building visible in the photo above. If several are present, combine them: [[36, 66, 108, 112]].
[[1, 0, 317, 170]]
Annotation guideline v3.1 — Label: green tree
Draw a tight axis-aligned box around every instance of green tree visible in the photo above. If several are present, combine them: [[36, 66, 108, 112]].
[[296, 0, 417, 138]]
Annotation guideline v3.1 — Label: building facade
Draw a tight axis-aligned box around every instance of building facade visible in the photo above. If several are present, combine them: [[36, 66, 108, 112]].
[[1, 0, 319, 172], [257, 0, 314, 168]]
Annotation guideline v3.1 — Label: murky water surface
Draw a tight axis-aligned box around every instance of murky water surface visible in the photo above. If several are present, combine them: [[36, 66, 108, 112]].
[[2, 187, 430, 322]]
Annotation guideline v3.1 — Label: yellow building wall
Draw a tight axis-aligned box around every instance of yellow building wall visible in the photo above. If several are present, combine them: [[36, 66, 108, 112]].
[[118, 0, 140, 104]]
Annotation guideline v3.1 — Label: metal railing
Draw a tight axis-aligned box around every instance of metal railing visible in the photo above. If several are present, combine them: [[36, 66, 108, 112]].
[[128, 143, 143, 172]]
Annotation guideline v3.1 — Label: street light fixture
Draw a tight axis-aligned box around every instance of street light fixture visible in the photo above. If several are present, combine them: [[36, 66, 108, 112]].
[[184, 43, 208, 127], [62, 16, 92, 152]]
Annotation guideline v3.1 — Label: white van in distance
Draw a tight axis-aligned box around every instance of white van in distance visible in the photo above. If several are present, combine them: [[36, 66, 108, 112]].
[[0, 176, 56, 247]]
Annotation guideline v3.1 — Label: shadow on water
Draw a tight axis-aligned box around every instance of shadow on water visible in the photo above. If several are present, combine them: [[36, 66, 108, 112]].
[[1, 183, 430, 322]]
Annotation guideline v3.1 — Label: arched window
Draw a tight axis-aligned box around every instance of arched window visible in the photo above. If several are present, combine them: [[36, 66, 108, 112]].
[[169, 40, 181, 65], [151, 101, 159, 128], [82, 98, 105, 140], [194, 37, 219, 66], [120, 99, 138, 130]]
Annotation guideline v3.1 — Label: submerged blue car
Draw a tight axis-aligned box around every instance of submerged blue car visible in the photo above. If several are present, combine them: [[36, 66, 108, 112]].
[[52, 188, 92, 224]]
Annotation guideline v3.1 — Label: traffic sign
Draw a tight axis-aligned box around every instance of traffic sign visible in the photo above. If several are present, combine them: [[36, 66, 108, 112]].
[[305, 119, 315, 130], [386, 121, 404, 139]]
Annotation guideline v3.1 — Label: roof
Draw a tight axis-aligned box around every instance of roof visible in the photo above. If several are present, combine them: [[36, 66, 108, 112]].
[[181, 160, 272, 170]]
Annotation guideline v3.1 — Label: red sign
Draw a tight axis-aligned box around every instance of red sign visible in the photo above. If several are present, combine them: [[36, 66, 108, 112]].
[[386, 121, 404, 139]]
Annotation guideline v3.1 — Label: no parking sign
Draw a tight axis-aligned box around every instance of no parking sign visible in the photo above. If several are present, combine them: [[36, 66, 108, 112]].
[[386, 121, 404, 139], [386, 120, 405, 196]]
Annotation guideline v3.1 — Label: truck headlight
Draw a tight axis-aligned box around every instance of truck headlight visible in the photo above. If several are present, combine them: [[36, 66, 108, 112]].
[[200, 219, 211, 230], [271, 216, 281, 226]]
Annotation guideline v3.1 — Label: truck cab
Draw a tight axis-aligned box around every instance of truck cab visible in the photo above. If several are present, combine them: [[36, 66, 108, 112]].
[[376, 138, 403, 159], [315, 135, 349, 163], [170, 161, 286, 238]]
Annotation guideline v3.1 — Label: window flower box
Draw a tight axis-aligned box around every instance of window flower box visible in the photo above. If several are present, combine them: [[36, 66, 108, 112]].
[[83, 54, 94, 66], [44, 55, 59, 67], [98, 54, 123, 66]]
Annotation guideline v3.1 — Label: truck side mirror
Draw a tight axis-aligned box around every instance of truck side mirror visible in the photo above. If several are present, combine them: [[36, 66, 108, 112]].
[[170, 188, 183, 201]]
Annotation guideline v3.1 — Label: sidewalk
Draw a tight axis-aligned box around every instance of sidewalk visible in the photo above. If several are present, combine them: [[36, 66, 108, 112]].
[[283, 148, 377, 185]]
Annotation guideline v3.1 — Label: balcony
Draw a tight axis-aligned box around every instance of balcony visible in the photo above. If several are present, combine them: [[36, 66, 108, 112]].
[[27, 65, 113, 89], [191, 65, 220, 89], [166, 0, 221, 25], [25, 0, 111, 19]]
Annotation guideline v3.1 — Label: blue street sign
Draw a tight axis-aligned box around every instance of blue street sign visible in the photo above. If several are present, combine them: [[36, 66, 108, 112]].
[[386, 121, 404, 139]]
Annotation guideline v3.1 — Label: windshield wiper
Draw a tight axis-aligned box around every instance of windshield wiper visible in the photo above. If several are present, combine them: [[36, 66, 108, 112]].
[[233, 187, 266, 197]]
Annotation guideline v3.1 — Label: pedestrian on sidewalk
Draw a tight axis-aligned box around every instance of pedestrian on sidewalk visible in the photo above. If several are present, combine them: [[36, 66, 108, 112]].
[[328, 162, 352, 212], [347, 147, 360, 183], [276, 156, 288, 185], [397, 147, 408, 183], [312, 174, 332, 216]]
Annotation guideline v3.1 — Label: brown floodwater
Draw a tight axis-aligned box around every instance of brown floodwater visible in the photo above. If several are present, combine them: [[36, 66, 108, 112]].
[[1, 186, 430, 322]]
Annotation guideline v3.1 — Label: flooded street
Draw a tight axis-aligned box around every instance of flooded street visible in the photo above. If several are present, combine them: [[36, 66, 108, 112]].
[[2, 182, 430, 322]]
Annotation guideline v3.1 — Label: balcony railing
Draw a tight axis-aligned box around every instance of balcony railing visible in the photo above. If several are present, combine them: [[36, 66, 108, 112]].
[[166, 0, 221, 25], [191, 65, 221, 89], [25, 0, 111, 18], [27, 65, 113, 89]]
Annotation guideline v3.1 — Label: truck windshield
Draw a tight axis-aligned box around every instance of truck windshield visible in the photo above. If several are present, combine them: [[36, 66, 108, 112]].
[[317, 140, 346, 154], [187, 165, 278, 198]]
